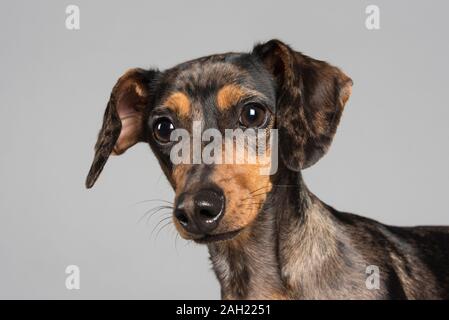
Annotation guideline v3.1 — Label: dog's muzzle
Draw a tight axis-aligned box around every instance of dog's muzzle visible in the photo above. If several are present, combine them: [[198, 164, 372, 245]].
[[174, 188, 225, 235]]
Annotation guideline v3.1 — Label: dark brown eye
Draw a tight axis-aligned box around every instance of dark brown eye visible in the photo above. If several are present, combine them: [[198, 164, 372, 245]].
[[153, 117, 175, 143], [239, 103, 268, 128]]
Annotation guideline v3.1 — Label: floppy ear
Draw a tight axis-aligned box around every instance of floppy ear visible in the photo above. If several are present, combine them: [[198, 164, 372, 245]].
[[85, 68, 158, 188], [253, 39, 353, 171]]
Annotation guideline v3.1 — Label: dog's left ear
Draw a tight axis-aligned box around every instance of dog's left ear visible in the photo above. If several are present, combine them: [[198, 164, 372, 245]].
[[253, 39, 353, 170], [85, 68, 158, 188]]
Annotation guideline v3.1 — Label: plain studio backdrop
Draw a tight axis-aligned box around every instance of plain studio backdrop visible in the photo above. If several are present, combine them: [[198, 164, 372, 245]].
[[0, 0, 448, 299]]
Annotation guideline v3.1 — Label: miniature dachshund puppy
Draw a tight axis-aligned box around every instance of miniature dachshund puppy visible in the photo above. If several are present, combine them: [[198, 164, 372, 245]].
[[86, 39, 449, 299]]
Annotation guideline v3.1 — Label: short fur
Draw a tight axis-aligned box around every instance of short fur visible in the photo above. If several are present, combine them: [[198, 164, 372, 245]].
[[86, 39, 449, 299]]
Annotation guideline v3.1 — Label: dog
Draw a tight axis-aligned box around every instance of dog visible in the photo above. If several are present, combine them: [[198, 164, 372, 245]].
[[86, 39, 449, 299]]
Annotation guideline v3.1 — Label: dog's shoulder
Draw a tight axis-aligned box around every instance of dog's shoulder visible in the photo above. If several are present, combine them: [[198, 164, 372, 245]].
[[329, 208, 449, 298], [329, 206, 449, 244], [331, 208, 449, 266]]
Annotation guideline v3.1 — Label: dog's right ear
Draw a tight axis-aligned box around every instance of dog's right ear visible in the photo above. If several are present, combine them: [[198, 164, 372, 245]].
[[85, 68, 159, 189]]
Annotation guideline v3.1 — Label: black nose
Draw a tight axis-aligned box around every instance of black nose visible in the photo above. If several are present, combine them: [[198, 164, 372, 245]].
[[174, 189, 225, 234]]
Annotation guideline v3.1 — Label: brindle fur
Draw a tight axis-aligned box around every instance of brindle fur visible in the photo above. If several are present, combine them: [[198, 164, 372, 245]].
[[86, 39, 449, 299]]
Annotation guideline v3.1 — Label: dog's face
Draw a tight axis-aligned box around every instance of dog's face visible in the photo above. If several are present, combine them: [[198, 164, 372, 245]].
[[146, 54, 277, 243], [86, 39, 352, 243]]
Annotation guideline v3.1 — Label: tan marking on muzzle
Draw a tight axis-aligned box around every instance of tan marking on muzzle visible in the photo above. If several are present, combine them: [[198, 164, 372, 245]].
[[211, 163, 272, 233], [172, 164, 191, 195]]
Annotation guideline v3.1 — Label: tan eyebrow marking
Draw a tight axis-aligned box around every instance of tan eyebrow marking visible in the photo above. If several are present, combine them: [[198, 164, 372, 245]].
[[163, 92, 191, 117], [216, 84, 247, 111]]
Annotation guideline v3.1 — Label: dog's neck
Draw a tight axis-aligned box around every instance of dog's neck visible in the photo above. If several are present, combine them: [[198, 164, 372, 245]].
[[208, 169, 346, 299]]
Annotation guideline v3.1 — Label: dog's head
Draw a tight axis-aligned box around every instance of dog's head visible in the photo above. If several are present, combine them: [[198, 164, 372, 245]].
[[86, 39, 352, 243]]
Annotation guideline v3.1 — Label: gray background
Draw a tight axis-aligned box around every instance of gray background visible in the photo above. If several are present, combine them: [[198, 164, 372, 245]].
[[0, 0, 448, 299]]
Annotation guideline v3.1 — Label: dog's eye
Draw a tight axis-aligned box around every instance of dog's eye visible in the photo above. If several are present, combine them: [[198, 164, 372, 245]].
[[239, 103, 268, 128], [153, 117, 175, 143]]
